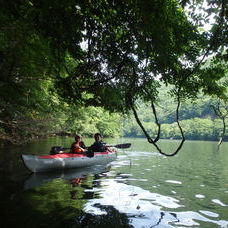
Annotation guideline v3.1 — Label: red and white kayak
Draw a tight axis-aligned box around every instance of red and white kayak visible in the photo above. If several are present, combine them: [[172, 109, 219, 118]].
[[21, 149, 117, 173]]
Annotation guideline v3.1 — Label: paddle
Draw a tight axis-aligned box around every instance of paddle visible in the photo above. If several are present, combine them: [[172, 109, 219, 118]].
[[50, 146, 70, 155], [106, 143, 131, 149]]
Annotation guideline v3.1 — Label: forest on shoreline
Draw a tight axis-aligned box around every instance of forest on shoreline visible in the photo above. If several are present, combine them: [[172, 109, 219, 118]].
[[123, 85, 228, 141], [1, 85, 227, 144]]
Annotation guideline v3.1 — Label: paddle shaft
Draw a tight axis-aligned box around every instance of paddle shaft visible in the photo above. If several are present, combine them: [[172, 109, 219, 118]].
[[106, 143, 131, 149]]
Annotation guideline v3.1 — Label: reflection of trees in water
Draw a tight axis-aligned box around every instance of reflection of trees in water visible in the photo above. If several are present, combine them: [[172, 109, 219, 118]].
[[70, 177, 93, 200], [69, 176, 99, 200], [68, 165, 111, 200], [79, 204, 180, 227], [69, 170, 110, 200], [68, 172, 133, 227], [150, 212, 179, 227], [0, 165, 178, 228], [125, 210, 180, 227], [75, 204, 133, 228], [83, 171, 182, 227]]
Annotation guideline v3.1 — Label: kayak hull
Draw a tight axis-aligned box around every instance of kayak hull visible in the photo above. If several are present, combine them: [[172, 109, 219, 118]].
[[22, 150, 117, 173]]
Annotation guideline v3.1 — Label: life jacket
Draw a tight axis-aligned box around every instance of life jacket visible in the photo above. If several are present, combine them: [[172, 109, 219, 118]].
[[72, 147, 83, 153]]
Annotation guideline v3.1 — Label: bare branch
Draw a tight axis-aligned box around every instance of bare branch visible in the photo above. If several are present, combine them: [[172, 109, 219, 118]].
[[143, 88, 161, 142], [130, 92, 185, 156], [151, 101, 161, 143], [130, 103, 153, 143], [211, 101, 228, 148], [218, 117, 226, 148], [173, 89, 186, 155]]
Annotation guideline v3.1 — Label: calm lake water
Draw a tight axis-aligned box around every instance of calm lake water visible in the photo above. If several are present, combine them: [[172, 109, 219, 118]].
[[0, 137, 228, 228]]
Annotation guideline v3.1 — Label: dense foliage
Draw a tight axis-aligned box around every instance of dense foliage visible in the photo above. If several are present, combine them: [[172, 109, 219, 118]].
[[0, 0, 227, 147]]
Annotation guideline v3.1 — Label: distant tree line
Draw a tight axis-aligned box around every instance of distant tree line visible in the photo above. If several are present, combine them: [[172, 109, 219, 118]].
[[123, 86, 228, 141], [124, 117, 226, 141]]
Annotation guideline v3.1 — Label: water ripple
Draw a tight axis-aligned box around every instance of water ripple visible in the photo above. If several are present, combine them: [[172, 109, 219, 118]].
[[212, 199, 228, 207], [165, 180, 182, 185], [199, 210, 219, 218], [195, 194, 205, 199]]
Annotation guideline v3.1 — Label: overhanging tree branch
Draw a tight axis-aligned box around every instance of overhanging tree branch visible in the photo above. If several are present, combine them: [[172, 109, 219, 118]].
[[129, 72, 185, 156], [211, 101, 228, 148], [130, 94, 185, 156], [143, 88, 161, 143]]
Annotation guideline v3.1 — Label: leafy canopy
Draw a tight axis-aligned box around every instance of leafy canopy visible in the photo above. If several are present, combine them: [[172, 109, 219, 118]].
[[0, 0, 227, 145]]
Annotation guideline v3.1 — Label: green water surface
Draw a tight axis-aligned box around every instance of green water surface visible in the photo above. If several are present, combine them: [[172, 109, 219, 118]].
[[0, 137, 227, 227]]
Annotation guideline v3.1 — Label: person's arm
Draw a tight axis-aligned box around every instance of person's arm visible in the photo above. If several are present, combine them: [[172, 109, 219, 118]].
[[80, 141, 86, 149], [70, 143, 75, 153], [79, 146, 86, 152], [88, 142, 95, 150], [71, 143, 84, 152], [72, 145, 86, 153]]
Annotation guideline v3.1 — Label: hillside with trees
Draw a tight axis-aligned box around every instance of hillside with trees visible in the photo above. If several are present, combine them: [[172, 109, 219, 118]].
[[123, 84, 228, 141]]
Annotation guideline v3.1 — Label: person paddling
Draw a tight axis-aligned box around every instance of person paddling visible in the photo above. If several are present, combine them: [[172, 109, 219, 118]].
[[89, 133, 107, 152], [71, 134, 87, 154]]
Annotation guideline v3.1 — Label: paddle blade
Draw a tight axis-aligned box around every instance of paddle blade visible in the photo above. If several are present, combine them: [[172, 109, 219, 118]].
[[114, 143, 131, 149]]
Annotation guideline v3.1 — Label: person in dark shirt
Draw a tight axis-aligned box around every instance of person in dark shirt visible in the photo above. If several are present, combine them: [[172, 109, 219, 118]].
[[89, 133, 107, 152]]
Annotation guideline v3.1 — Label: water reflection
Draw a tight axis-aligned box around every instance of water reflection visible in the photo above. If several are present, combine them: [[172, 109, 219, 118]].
[[80, 147, 228, 227], [84, 178, 228, 227], [24, 164, 111, 190], [21, 164, 134, 228], [1, 138, 228, 228]]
